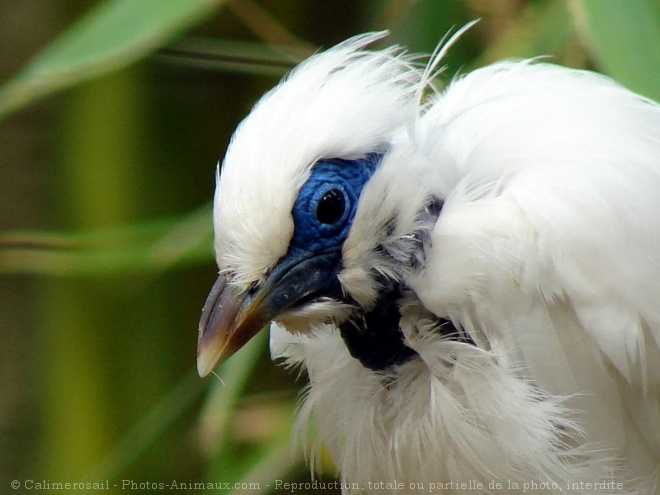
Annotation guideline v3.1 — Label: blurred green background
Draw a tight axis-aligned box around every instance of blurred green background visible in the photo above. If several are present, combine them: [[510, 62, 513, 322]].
[[1, 1, 658, 494]]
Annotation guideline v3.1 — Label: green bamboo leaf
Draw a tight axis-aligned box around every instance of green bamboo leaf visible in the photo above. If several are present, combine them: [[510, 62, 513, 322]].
[[571, 0, 660, 100], [0, 205, 213, 276], [82, 369, 206, 487], [0, 0, 223, 120], [383, 0, 476, 69], [197, 325, 303, 488], [199, 331, 269, 465], [159, 37, 310, 77], [472, 0, 573, 68], [227, 438, 303, 495]]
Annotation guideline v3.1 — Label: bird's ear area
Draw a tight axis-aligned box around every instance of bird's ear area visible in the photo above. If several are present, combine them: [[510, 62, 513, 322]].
[[338, 148, 444, 309]]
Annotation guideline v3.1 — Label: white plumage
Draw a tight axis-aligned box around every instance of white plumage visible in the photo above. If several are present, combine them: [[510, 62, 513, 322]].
[[198, 29, 660, 494]]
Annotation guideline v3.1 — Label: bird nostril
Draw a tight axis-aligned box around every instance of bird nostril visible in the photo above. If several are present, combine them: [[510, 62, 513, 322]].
[[247, 281, 260, 296]]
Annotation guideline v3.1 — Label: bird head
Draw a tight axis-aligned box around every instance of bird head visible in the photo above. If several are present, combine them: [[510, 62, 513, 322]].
[[197, 33, 440, 376]]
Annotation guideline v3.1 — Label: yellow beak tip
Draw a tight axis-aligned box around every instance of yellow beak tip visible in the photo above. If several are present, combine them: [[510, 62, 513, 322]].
[[196, 347, 221, 378]]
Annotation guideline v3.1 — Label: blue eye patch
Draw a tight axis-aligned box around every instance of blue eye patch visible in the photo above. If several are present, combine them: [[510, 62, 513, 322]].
[[289, 153, 383, 253]]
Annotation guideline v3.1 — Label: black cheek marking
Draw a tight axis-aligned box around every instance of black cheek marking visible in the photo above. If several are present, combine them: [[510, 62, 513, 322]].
[[338, 286, 417, 371], [337, 290, 475, 372]]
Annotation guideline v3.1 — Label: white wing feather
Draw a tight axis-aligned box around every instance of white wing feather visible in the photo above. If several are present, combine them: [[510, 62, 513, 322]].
[[412, 61, 660, 486]]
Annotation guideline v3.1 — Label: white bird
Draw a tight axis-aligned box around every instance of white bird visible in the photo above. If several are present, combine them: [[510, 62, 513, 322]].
[[197, 28, 660, 494]]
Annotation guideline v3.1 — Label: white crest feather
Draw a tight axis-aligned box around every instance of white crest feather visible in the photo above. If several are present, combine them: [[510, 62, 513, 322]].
[[214, 32, 423, 290]]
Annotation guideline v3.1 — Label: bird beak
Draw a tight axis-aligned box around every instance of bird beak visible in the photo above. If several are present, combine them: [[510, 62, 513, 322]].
[[197, 274, 271, 377], [197, 249, 342, 377]]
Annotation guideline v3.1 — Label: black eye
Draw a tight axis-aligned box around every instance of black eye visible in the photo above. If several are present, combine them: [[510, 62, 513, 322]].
[[316, 189, 345, 224]]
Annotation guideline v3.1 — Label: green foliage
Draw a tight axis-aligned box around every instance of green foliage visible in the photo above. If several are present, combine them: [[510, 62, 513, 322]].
[[0, 206, 212, 276], [572, 0, 660, 101], [0, 0, 222, 120]]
